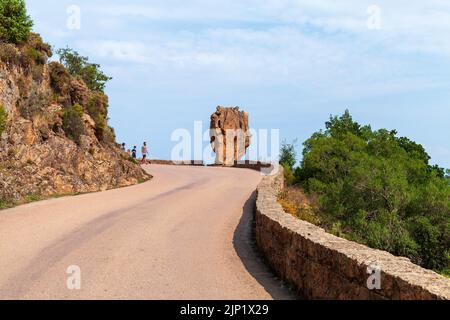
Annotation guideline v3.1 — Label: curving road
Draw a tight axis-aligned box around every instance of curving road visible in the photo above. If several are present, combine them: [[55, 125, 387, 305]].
[[0, 165, 295, 300]]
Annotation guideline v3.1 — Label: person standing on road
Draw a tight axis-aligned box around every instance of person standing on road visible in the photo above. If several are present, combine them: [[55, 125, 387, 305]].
[[141, 142, 149, 164]]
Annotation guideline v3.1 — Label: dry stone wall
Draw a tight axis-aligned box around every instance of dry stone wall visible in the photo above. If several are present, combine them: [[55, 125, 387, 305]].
[[255, 168, 450, 300]]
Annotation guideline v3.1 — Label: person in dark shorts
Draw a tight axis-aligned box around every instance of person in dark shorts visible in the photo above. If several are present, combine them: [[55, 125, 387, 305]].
[[141, 142, 149, 164], [132, 146, 137, 159]]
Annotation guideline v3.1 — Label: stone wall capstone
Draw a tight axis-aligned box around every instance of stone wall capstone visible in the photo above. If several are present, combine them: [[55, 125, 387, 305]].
[[255, 168, 450, 300]]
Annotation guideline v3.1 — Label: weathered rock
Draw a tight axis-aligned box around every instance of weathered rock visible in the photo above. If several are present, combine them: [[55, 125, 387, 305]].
[[0, 56, 149, 204], [210, 106, 251, 166], [69, 77, 90, 107]]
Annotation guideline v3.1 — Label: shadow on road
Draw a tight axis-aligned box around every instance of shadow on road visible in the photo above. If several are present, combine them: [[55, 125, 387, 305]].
[[232, 191, 300, 300]]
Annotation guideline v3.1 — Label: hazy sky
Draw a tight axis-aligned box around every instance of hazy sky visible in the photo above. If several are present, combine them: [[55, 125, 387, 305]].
[[26, 0, 450, 167]]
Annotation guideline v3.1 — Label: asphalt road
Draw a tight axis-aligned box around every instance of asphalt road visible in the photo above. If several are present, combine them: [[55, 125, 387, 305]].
[[0, 164, 295, 300]]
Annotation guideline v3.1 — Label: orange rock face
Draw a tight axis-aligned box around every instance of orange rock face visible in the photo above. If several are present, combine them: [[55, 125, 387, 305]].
[[210, 106, 251, 166]]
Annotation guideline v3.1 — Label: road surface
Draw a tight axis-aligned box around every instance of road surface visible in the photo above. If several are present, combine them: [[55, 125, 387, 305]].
[[0, 165, 295, 300]]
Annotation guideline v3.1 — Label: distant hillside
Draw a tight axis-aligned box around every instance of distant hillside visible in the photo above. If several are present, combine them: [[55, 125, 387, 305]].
[[0, 0, 149, 207]]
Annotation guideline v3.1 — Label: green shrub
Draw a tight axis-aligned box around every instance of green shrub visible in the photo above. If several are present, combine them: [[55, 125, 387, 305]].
[[0, 0, 33, 44], [295, 110, 450, 273], [19, 33, 51, 69], [282, 164, 296, 186], [86, 91, 109, 141], [16, 33, 52, 77], [57, 48, 112, 92], [0, 104, 7, 136], [0, 196, 14, 210], [49, 61, 71, 91], [25, 32, 52, 59], [62, 104, 85, 144], [279, 140, 297, 169], [48, 61, 72, 106], [409, 216, 450, 271]]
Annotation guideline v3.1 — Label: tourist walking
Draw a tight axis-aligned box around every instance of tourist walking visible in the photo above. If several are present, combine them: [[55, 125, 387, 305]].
[[141, 142, 149, 164]]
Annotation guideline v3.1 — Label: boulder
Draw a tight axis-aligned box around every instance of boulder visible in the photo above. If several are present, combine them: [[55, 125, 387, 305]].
[[210, 106, 251, 166]]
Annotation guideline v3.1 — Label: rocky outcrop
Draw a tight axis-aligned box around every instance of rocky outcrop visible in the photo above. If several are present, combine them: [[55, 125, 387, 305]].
[[255, 168, 450, 300], [210, 106, 251, 166], [0, 48, 149, 204]]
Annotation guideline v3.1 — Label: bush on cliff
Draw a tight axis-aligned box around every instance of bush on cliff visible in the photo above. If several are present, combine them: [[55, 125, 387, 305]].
[[0, 104, 7, 136], [62, 104, 85, 144], [20, 33, 52, 72], [0, 0, 33, 44], [293, 110, 450, 273], [86, 91, 109, 141], [48, 62, 72, 104], [49, 54, 114, 143], [18, 83, 51, 119], [0, 43, 21, 66], [57, 48, 112, 92], [0, 32, 51, 85]]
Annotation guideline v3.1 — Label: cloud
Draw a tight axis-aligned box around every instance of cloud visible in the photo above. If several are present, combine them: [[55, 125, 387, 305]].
[[25, 0, 450, 165], [29, 0, 450, 96], [78, 40, 149, 64]]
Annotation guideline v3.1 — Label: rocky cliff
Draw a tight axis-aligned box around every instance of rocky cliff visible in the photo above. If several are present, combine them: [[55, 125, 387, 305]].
[[210, 106, 251, 166], [0, 35, 149, 206]]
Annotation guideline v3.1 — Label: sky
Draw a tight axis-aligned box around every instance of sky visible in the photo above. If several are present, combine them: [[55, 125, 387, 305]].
[[26, 0, 450, 167]]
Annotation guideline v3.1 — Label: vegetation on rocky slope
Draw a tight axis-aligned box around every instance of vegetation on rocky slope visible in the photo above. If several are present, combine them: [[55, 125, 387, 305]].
[[0, 104, 6, 136], [280, 111, 450, 275], [0, 0, 149, 205], [57, 48, 112, 92], [0, 0, 33, 44]]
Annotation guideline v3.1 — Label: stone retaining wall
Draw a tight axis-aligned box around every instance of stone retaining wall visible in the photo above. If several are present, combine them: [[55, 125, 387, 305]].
[[255, 168, 450, 300], [208, 161, 273, 172], [149, 160, 204, 166]]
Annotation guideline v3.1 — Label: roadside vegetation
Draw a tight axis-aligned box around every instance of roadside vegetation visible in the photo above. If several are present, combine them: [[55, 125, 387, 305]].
[[0, 104, 7, 136], [279, 110, 450, 276]]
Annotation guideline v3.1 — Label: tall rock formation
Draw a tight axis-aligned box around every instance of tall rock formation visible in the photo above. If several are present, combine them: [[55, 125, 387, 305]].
[[210, 106, 251, 166]]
